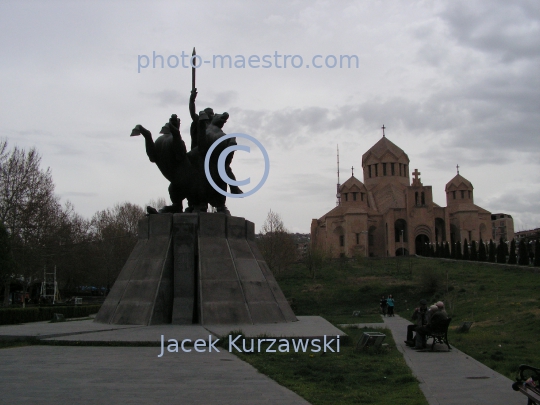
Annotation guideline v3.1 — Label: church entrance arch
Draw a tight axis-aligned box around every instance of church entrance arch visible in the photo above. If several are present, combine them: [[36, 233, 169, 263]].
[[415, 234, 430, 256]]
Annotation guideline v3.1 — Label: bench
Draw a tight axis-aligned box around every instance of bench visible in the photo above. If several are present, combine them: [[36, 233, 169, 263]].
[[424, 317, 452, 351], [512, 364, 540, 405]]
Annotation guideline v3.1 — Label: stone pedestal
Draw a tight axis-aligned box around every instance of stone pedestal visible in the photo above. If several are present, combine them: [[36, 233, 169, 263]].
[[94, 213, 297, 326]]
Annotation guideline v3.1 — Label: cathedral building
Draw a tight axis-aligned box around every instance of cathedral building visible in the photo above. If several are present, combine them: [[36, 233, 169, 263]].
[[311, 132, 494, 258]]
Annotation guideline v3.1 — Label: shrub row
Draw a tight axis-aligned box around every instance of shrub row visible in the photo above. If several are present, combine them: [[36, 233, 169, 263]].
[[0, 305, 102, 325]]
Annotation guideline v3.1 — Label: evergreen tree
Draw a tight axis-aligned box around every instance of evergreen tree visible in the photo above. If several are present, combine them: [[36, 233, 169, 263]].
[[478, 239, 487, 261], [518, 238, 528, 265], [463, 239, 470, 260], [534, 240, 540, 267], [470, 240, 478, 261], [444, 242, 450, 258], [435, 242, 440, 257], [488, 239, 496, 262], [456, 240, 462, 260], [451, 242, 456, 259], [430, 244, 435, 257], [504, 239, 509, 257], [496, 237, 506, 264], [508, 239, 517, 264]]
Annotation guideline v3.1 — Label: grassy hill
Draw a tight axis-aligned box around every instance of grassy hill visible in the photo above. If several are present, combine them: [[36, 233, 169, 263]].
[[277, 256, 540, 379], [236, 256, 540, 404]]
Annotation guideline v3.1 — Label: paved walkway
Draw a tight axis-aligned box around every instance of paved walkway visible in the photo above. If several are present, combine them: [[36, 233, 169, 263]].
[[0, 346, 310, 405], [358, 315, 524, 405], [0, 316, 343, 405], [1, 316, 526, 404]]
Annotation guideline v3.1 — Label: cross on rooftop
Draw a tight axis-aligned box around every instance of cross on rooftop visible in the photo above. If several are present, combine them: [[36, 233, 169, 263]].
[[413, 168, 421, 182], [351, 166, 354, 176], [381, 125, 386, 137], [456, 164, 460, 174]]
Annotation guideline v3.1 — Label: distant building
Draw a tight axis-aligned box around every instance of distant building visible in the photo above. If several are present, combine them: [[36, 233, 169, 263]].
[[515, 228, 540, 242], [491, 213, 515, 241], [311, 133, 494, 258]]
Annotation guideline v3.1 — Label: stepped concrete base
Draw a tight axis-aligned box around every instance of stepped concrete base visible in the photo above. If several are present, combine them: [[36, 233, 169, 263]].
[[94, 213, 297, 326]]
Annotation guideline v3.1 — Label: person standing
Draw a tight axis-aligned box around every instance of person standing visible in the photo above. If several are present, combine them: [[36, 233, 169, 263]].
[[380, 295, 388, 317], [387, 294, 395, 316]]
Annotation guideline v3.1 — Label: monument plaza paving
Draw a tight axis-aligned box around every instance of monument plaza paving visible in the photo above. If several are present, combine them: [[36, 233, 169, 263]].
[[1, 314, 526, 404]]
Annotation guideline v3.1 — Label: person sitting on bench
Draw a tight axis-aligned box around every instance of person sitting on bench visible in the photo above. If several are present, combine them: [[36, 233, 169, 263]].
[[405, 299, 427, 347], [435, 301, 448, 317], [414, 304, 449, 349]]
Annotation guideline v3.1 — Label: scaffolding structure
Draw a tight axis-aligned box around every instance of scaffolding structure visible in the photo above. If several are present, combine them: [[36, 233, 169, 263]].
[[40, 266, 60, 304]]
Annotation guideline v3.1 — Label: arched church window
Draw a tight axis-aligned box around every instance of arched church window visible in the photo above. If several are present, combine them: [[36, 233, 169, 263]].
[[461, 190, 465, 199], [368, 165, 372, 178], [415, 192, 419, 205], [452, 191, 456, 199], [399, 163, 402, 176], [421, 192, 425, 205], [339, 235, 344, 247], [383, 163, 387, 176], [375, 164, 378, 177], [391, 163, 395, 175], [353, 192, 357, 201], [344, 193, 348, 201]]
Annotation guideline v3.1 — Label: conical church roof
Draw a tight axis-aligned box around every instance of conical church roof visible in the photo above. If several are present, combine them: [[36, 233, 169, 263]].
[[339, 175, 365, 191], [362, 137, 408, 165], [445, 173, 473, 191]]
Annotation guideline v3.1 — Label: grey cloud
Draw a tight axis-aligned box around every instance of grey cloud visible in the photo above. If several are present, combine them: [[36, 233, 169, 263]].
[[142, 90, 183, 108], [481, 188, 540, 230], [274, 173, 335, 200], [439, 1, 540, 62], [61, 192, 99, 198]]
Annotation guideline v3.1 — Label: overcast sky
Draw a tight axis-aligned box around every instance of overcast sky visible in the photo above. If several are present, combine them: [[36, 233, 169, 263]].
[[1, 0, 539, 233]]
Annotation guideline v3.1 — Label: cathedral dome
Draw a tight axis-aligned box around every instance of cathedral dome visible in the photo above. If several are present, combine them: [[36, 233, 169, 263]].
[[361, 137, 408, 166], [445, 174, 473, 191], [339, 175, 369, 206], [340, 175, 366, 191], [362, 136, 410, 189]]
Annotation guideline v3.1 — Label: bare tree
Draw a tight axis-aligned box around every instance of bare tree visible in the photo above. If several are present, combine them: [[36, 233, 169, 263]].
[[90, 202, 145, 291], [146, 197, 168, 211], [304, 245, 327, 279], [257, 210, 297, 276], [0, 140, 63, 306], [0, 221, 15, 306]]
